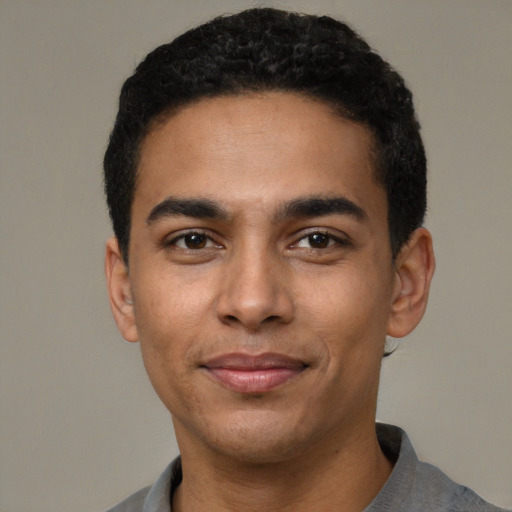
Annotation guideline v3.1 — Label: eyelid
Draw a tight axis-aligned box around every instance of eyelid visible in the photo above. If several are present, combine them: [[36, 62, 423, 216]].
[[289, 228, 352, 248], [163, 229, 223, 249], [160, 227, 351, 251]]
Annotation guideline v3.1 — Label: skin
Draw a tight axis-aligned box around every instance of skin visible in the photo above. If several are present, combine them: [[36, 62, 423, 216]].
[[106, 92, 435, 512]]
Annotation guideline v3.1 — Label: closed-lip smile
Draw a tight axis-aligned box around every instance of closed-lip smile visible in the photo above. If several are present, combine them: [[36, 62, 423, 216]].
[[201, 352, 309, 393]]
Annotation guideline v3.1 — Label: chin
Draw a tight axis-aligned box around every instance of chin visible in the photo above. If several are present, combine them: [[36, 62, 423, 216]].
[[193, 409, 320, 465], [212, 435, 307, 465]]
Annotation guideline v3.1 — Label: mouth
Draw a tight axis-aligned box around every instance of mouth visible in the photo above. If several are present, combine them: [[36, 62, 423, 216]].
[[201, 353, 309, 393]]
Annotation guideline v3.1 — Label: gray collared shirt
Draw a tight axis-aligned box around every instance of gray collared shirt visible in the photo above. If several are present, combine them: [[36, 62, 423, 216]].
[[106, 424, 510, 512]]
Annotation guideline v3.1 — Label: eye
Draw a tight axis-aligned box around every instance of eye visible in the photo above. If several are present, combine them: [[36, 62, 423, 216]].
[[168, 232, 217, 250], [295, 232, 343, 249]]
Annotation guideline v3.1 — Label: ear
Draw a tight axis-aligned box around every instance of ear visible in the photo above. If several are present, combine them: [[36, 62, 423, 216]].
[[105, 236, 139, 342], [387, 228, 435, 338]]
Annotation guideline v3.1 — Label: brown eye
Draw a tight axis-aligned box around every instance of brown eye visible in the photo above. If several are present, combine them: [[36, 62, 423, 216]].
[[307, 233, 330, 248], [170, 232, 215, 250], [182, 233, 207, 249], [294, 231, 348, 250]]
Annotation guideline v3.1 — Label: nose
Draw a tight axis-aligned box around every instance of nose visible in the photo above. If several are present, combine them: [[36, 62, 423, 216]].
[[216, 244, 294, 331]]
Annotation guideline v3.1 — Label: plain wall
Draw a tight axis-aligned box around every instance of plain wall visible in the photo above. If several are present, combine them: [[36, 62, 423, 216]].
[[1, 1, 510, 510]]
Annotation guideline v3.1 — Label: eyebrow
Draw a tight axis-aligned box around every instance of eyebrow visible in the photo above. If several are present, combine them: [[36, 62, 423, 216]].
[[276, 196, 366, 222], [146, 195, 366, 225], [146, 197, 227, 224]]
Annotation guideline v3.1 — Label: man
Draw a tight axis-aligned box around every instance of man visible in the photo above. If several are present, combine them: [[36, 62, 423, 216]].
[[103, 8, 507, 512]]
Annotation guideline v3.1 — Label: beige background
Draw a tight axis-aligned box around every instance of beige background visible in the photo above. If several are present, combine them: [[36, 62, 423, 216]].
[[1, 1, 511, 511]]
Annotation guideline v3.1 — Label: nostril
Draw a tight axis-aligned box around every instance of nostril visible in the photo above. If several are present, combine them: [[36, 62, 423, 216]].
[[222, 313, 282, 327], [217, 284, 294, 328]]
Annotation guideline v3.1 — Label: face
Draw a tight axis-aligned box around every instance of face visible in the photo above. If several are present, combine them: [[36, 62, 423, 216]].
[[107, 92, 425, 464]]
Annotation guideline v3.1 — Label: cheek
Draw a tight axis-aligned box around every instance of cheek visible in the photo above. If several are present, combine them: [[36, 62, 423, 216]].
[[131, 271, 215, 371], [297, 268, 392, 393], [134, 263, 215, 326], [305, 267, 391, 337], [133, 282, 210, 412]]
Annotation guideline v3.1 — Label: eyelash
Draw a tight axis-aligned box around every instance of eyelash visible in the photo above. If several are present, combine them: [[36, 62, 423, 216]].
[[163, 229, 350, 251], [164, 230, 220, 250], [291, 230, 350, 250]]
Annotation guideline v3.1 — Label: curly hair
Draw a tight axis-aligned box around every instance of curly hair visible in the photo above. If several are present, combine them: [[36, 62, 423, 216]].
[[104, 8, 426, 263]]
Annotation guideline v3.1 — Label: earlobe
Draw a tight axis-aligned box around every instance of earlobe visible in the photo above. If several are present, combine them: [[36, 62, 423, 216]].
[[387, 228, 435, 338], [105, 237, 139, 343]]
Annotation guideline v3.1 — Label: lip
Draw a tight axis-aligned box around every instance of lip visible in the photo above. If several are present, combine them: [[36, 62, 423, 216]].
[[201, 353, 308, 393]]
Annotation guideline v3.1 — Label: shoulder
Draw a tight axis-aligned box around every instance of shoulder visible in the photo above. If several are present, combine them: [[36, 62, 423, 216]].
[[104, 486, 151, 512], [412, 460, 509, 512], [370, 424, 510, 512], [103, 458, 180, 512]]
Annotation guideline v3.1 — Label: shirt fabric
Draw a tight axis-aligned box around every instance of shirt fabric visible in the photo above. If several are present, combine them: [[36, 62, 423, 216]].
[[105, 424, 509, 512]]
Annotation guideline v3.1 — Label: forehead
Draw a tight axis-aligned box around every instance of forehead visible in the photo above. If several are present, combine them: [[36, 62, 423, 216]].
[[134, 92, 384, 221]]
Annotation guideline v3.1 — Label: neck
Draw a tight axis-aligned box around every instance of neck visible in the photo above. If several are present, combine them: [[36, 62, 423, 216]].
[[172, 423, 393, 512]]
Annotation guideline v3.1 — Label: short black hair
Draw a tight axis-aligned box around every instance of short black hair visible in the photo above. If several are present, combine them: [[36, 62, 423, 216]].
[[104, 7, 426, 263]]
